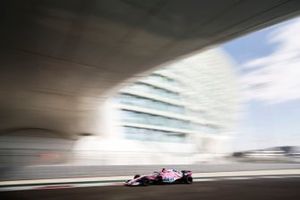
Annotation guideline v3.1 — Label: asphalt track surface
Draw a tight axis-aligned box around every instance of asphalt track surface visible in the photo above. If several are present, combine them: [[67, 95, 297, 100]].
[[1, 178, 300, 200]]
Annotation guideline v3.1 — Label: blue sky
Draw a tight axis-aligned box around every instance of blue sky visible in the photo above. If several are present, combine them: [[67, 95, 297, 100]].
[[222, 17, 300, 151]]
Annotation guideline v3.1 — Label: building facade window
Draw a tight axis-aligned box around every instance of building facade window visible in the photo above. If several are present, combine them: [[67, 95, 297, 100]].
[[123, 126, 186, 142], [145, 74, 180, 87], [120, 109, 191, 130], [116, 94, 185, 114], [127, 83, 180, 99]]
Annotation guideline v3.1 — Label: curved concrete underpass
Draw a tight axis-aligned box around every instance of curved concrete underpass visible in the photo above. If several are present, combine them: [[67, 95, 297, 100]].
[[1, 0, 300, 140]]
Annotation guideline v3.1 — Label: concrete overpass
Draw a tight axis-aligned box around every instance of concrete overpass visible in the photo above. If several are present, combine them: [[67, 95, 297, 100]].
[[0, 0, 300, 140]]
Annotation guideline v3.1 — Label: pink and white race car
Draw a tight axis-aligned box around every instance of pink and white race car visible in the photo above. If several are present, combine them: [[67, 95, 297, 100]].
[[125, 168, 193, 186]]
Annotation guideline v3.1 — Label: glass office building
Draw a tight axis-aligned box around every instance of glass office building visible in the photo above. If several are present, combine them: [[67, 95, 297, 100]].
[[74, 48, 239, 165], [112, 47, 239, 159]]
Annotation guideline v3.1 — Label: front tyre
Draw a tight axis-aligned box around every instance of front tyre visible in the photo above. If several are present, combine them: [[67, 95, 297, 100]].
[[134, 174, 141, 179], [141, 178, 150, 186]]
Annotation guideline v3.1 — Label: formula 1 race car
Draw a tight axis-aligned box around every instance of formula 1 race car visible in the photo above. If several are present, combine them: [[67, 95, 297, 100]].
[[125, 168, 193, 186]]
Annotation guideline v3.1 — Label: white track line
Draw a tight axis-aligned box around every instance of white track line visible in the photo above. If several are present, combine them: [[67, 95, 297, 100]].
[[0, 169, 300, 191], [192, 169, 300, 178], [2, 175, 300, 192]]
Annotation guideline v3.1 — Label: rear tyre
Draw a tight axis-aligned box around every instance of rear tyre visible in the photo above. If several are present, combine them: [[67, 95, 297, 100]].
[[184, 176, 193, 184], [156, 175, 163, 184]]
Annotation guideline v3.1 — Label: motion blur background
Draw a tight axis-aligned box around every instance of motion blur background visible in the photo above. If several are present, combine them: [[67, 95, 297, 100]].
[[73, 15, 300, 165], [1, 15, 300, 170]]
